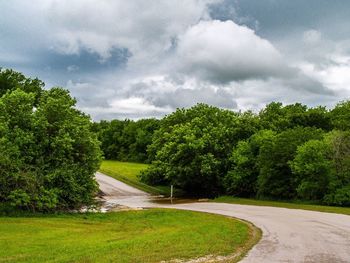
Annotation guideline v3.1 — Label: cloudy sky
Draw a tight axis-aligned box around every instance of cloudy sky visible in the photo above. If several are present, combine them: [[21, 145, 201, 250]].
[[1, 0, 350, 120]]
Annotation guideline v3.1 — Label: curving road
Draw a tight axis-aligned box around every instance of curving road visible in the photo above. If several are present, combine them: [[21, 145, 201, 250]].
[[96, 172, 350, 263]]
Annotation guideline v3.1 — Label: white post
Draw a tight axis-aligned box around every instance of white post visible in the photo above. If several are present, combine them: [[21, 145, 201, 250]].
[[170, 185, 173, 204]]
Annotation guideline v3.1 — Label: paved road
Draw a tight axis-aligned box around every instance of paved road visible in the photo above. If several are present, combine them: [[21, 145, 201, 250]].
[[97, 172, 148, 197], [96, 172, 350, 263]]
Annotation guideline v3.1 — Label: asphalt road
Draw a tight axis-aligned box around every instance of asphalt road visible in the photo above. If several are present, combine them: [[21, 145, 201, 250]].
[[96, 172, 350, 263]]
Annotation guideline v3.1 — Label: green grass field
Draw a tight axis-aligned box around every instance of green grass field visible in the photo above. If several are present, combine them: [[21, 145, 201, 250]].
[[0, 209, 258, 263], [99, 160, 171, 195], [214, 196, 350, 216], [100, 160, 149, 182]]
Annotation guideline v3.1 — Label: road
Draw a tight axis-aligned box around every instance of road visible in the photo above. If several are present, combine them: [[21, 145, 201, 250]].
[[96, 172, 350, 263]]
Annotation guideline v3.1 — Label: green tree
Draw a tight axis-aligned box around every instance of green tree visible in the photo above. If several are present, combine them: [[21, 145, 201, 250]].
[[93, 118, 160, 162], [259, 102, 331, 132], [129, 119, 160, 162], [324, 131, 350, 206], [0, 69, 101, 211], [330, 100, 350, 130], [290, 139, 333, 200], [141, 104, 258, 196], [257, 127, 324, 199], [290, 131, 350, 206], [33, 88, 102, 209], [0, 68, 43, 105], [224, 130, 275, 197], [0, 89, 36, 205], [306, 106, 332, 131]]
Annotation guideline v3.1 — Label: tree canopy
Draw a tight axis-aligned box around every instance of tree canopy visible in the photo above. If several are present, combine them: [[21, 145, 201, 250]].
[[93, 118, 160, 163], [0, 69, 101, 211], [138, 101, 350, 206], [2, 68, 350, 208], [140, 104, 260, 196]]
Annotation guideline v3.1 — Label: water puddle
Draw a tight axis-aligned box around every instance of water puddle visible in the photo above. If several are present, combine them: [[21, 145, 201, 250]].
[[150, 197, 210, 205]]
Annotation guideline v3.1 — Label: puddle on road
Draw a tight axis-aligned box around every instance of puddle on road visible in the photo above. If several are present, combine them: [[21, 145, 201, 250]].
[[150, 197, 210, 205]]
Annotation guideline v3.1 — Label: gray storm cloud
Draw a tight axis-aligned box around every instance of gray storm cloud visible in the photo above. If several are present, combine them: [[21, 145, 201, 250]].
[[0, 0, 349, 120]]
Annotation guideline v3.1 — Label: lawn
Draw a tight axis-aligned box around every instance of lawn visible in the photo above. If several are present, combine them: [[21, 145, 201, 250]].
[[99, 160, 172, 195], [214, 196, 350, 216], [0, 209, 258, 263]]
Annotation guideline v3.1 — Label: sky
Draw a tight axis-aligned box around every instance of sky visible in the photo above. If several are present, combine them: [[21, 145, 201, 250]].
[[1, 0, 350, 120]]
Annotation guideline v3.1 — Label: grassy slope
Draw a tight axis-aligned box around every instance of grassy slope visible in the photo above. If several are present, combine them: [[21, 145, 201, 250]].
[[214, 196, 350, 216], [0, 209, 257, 263], [98, 160, 161, 194]]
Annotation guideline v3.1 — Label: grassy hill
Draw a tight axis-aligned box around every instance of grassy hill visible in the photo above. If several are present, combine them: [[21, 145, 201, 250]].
[[99, 160, 173, 196]]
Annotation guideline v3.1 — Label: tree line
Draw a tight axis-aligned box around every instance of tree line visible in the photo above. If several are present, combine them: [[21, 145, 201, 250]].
[[2, 68, 350, 211], [92, 119, 160, 163], [95, 101, 350, 206], [134, 103, 349, 206]]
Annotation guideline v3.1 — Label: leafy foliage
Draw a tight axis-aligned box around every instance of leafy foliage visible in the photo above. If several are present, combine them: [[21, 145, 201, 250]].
[[291, 131, 350, 206], [136, 100, 350, 206], [259, 102, 332, 131], [290, 139, 333, 200], [93, 118, 160, 162], [257, 127, 324, 199], [0, 70, 101, 211], [224, 130, 275, 197], [0, 68, 43, 105], [330, 101, 350, 130], [3, 68, 350, 208], [140, 104, 259, 196]]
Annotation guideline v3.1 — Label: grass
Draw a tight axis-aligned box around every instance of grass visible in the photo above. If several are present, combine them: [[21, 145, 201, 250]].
[[100, 160, 149, 182], [0, 209, 259, 263], [99, 160, 174, 196], [214, 196, 350, 216]]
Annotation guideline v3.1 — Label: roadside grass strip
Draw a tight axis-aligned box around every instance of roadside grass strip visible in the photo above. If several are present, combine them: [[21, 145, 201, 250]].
[[214, 196, 350, 216]]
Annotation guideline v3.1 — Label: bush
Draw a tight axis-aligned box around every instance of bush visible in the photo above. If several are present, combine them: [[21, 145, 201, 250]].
[[324, 185, 350, 206]]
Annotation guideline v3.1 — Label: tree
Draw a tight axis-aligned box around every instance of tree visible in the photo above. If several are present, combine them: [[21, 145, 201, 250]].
[[0, 68, 43, 105], [259, 102, 331, 132], [224, 130, 275, 197], [324, 131, 350, 206], [0, 89, 35, 204], [257, 127, 324, 199], [290, 139, 333, 200], [306, 106, 332, 131], [129, 119, 160, 162], [0, 69, 102, 211], [331, 100, 350, 130], [290, 131, 350, 206], [93, 118, 160, 162], [140, 104, 258, 197]]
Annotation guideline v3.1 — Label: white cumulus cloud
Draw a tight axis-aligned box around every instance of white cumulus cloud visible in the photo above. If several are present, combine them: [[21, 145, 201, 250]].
[[177, 20, 288, 83]]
